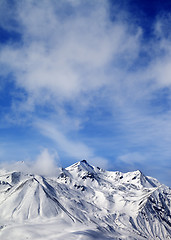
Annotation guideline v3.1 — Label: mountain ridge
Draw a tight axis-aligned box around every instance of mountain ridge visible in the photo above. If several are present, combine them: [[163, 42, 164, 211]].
[[0, 160, 170, 239]]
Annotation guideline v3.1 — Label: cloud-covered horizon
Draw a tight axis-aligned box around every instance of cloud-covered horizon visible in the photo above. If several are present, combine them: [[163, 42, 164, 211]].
[[0, 0, 171, 185]]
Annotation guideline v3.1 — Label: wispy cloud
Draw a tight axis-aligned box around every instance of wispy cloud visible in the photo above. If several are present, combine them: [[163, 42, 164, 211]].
[[0, 0, 141, 109], [117, 152, 147, 165], [34, 119, 109, 169]]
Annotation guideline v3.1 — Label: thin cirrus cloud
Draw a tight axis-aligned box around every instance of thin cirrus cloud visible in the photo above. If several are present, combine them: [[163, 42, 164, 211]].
[[34, 119, 109, 169], [0, 0, 171, 185]]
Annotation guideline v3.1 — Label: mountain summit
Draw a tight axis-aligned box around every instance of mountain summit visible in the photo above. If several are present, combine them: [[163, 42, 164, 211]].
[[0, 161, 170, 239]]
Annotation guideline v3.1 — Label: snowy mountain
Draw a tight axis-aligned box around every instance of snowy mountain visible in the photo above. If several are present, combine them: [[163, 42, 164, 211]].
[[0, 160, 170, 240]]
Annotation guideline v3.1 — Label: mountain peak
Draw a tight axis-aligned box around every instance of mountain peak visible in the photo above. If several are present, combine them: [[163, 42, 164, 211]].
[[66, 159, 95, 172], [80, 159, 87, 164]]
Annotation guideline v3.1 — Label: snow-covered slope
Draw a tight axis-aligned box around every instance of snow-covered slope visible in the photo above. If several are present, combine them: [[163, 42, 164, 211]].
[[0, 160, 170, 240]]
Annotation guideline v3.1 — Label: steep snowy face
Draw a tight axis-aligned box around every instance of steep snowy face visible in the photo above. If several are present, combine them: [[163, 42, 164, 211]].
[[0, 161, 170, 239], [0, 172, 78, 222]]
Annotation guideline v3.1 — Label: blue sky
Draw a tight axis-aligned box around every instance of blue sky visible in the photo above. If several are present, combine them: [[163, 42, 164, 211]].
[[0, 0, 171, 186]]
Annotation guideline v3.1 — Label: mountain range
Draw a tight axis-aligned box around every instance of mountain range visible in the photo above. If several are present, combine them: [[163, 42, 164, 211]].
[[0, 160, 170, 240]]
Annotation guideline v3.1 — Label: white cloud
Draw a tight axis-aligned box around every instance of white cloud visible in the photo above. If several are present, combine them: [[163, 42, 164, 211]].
[[0, 0, 141, 110], [34, 148, 59, 176], [0, 148, 59, 177]]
